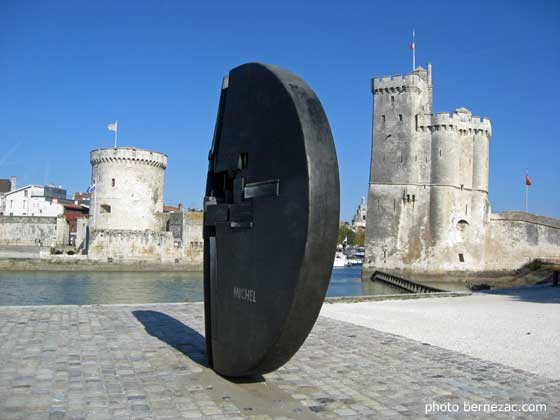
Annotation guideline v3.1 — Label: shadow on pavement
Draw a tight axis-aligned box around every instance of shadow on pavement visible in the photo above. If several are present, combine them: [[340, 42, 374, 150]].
[[133, 310, 209, 367], [482, 283, 560, 304], [133, 310, 266, 383]]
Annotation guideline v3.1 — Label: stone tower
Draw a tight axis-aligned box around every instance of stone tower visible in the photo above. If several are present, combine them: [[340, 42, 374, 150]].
[[364, 65, 492, 274], [351, 196, 368, 230], [89, 147, 167, 231]]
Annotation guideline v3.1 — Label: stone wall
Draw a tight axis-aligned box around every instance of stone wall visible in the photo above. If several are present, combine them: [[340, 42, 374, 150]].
[[0, 215, 68, 247], [179, 211, 203, 265], [485, 212, 560, 271], [87, 229, 178, 262], [86, 211, 204, 267]]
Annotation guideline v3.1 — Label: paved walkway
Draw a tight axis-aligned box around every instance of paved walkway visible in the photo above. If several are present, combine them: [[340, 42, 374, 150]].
[[0, 302, 558, 420], [321, 284, 560, 380]]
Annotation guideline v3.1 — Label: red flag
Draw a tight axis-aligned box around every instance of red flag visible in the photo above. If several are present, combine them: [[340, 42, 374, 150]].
[[409, 42, 415, 51], [525, 173, 532, 186]]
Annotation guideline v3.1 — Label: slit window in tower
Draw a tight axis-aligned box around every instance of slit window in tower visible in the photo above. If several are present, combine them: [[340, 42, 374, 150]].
[[111, 178, 115, 187], [465, 204, 468, 215], [382, 115, 385, 122], [391, 96, 395, 103], [377, 199, 380, 210], [406, 194, 410, 203], [399, 114, 403, 121], [458, 253, 465, 262], [439, 149, 442, 157], [393, 199, 396, 211]]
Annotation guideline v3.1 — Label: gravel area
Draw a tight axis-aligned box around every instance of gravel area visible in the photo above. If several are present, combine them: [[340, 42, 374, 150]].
[[321, 284, 560, 380]]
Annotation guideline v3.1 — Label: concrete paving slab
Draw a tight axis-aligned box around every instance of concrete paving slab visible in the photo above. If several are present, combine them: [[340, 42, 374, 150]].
[[321, 284, 560, 380]]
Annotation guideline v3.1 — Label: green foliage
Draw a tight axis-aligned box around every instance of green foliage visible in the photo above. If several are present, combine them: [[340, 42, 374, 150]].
[[338, 225, 362, 245], [354, 231, 365, 247]]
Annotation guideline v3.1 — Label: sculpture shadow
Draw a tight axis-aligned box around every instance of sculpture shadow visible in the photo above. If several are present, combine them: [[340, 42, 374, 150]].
[[133, 310, 209, 367], [132, 310, 265, 383]]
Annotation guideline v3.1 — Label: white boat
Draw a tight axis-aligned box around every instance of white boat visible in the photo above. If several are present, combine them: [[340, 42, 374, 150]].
[[347, 258, 363, 266], [333, 251, 348, 267]]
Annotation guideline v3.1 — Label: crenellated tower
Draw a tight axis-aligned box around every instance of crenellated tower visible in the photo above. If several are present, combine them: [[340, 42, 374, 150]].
[[364, 64, 492, 274]]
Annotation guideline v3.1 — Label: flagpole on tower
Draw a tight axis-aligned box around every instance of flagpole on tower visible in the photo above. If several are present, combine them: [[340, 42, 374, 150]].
[[412, 29, 416, 71], [107, 120, 118, 148], [525, 170, 532, 212], [114, 120, 118, 148]]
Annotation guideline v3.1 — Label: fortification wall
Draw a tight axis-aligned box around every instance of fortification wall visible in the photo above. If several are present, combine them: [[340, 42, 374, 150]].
[[87, 229, 178, 262], [87, 212, 203, 266], [89, 147, 167, 231], [485, 212, 560, 271], [364, 183, 432, 271], [167, 211, 204, 266], [0, 215, 68, 246]]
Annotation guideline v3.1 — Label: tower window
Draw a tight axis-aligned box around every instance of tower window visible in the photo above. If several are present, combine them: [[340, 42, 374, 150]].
[[382, 115, 385, 122], [458, 253, 465, 262], [399, 114, 403, 121], [391, 96, 395, 103], [439, 149, 442, 157], [465, 204, 468, 215], [406, 194, 410, 203], [111, 178, 115, 187], [100, 204, 111, 213]]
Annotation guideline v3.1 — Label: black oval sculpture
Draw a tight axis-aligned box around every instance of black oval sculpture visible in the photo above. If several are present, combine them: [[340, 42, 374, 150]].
[[204, 63, 339, 377]]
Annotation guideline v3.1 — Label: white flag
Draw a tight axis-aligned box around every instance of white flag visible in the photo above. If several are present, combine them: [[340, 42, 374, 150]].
[[107, 121, 118, 132]]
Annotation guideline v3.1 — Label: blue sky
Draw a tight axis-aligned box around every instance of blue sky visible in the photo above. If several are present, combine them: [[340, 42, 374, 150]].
[[1, 0, 558, 220]]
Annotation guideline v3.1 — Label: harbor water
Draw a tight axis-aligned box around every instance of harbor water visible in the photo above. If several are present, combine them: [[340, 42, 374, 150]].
[[0, 266, 406, 306]]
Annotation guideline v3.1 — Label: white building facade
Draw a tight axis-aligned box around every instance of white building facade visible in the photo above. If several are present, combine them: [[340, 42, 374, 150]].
[[2, 185, 65, 217]]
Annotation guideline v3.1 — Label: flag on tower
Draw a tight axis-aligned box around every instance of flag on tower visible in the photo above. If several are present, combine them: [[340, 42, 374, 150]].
[[525, 172, 532, 186], [107, 121, 118, 132]]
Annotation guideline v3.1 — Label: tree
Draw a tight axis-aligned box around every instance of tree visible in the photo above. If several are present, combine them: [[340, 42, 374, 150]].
[[337, 225, 356, 245]]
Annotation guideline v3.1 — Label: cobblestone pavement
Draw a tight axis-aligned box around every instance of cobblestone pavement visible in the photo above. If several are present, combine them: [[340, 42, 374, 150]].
[[0, 303, 558, 420]]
